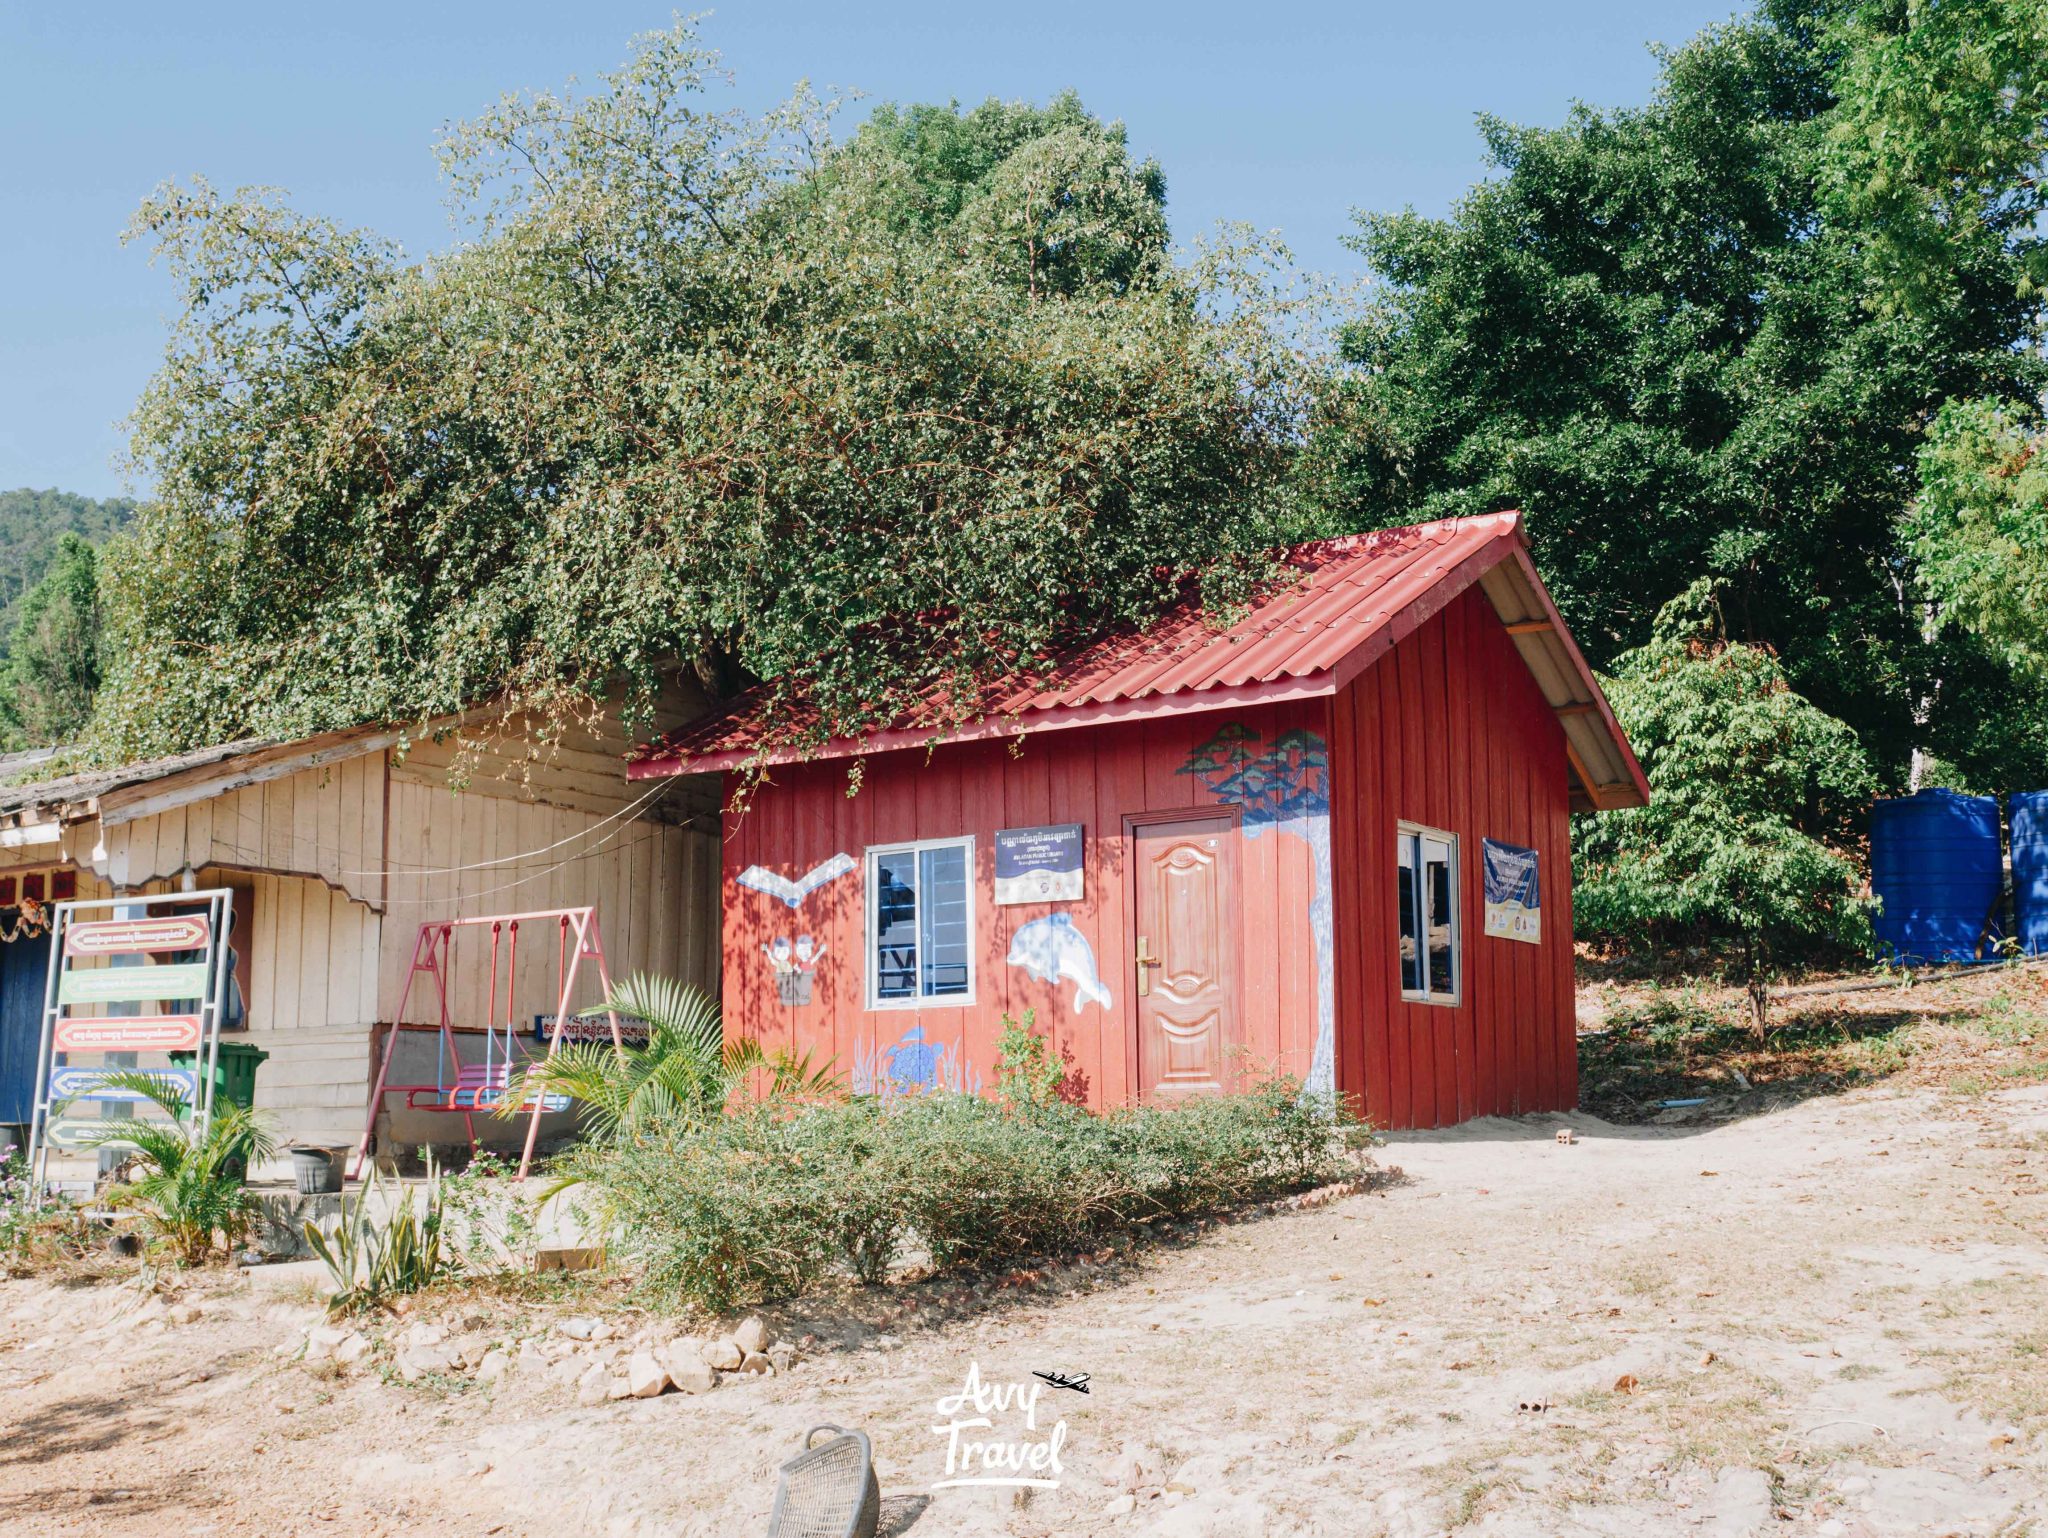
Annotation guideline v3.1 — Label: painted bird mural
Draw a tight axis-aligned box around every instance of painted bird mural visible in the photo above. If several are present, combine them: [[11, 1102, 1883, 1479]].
[[1006, 913, 1113, 1013]]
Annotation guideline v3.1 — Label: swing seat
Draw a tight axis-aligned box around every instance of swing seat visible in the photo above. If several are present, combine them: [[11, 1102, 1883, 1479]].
[[405, 1062, 569, 1114]]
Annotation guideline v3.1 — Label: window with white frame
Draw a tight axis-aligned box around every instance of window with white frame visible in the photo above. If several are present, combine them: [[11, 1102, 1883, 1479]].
[[866, 837, 974, 1007], [1396, 824, 1459, 1004]]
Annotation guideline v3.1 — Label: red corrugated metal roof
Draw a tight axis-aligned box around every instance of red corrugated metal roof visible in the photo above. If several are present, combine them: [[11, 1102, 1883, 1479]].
[[630, 511, 1636, 792]]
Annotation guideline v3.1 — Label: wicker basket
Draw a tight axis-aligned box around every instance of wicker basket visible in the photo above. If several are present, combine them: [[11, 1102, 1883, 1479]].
[[765, 1424, 881, 1538]]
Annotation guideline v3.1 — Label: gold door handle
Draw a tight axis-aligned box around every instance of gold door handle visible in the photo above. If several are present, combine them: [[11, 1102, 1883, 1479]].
[[1136, 936, 1160, 997]]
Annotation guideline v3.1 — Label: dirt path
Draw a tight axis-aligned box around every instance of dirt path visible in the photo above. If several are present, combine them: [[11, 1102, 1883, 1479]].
[[5, 1079, 2047, 1536]]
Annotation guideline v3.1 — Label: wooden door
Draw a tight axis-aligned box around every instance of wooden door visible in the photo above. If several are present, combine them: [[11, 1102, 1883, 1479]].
[[1132, 814, 1237, 1096]]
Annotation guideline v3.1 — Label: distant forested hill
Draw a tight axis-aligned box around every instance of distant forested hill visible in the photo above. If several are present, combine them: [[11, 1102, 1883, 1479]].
[[0, 489, 134, 643]]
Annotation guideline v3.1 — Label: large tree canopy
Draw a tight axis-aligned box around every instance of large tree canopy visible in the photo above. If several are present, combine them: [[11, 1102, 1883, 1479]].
[[1308, 0, 2048, 788], [92, 26, 1310, 766]]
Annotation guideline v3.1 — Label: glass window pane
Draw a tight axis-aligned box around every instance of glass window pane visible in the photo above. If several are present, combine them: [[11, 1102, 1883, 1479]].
[[873, 852, 918, 1000], [1397, 834, 1421, 992], [918, 844, 970, 997], [1424, 837, 1454, 997]]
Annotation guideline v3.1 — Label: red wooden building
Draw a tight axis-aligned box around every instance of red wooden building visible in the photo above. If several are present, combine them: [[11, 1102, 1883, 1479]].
[[631, 513, 1647, 1128]]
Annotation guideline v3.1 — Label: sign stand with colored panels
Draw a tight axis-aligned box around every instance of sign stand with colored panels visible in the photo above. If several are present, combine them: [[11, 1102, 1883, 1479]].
[[25, 891, 237, 1192]]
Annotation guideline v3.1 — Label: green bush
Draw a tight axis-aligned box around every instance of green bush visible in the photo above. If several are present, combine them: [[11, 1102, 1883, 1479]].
[[306, 1161, 451, 1314], [566, 1077, 1360, 1315], [73, 1071, 277, 1264]]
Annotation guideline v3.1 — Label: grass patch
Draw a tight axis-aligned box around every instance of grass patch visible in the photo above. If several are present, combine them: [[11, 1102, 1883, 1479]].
[[1578, 966, 2048, 1122]]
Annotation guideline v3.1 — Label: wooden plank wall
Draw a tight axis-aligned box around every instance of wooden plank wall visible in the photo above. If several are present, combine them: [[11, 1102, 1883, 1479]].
[[1329, 585, 1577, 1128], [721, 701, 1325, 1108], [14, 726, 719, 1147], [376, 776, 717, 1030], [97, 750, 387, 907]]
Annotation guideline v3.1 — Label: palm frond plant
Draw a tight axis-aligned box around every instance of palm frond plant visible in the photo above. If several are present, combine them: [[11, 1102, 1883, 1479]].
[[500, 973, 843, 1145], [71, 1070, 277, 1265]]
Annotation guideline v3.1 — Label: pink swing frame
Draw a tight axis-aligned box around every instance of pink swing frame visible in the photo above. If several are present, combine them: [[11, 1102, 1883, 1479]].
[[351, 906, 624, 1181]]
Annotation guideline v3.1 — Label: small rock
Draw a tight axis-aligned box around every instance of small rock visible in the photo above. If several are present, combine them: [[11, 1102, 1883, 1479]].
[[166, 1303, 203, 1327], [663, 1350, 718, 1394], [560, 1317, 598, 1341], [605, 1377, 633, 1401], [733, 1315, 773, 1355], [767, 1343, 798, 1372], [575, 1365, 610, 1406], [398, 1346, 453, 1382], [702, 1339, 744, 1372], [478, 1349, 512, 1384], [403, 1322, 445, 1348], [519, 1339, 549, 1365], [628, 1351, 669, 1398], [306, 1325, 348, 1358], [551, 1357, 587, 1388], [334, 1333, 371, 1366], [1104, 1494, 1136, 1517], [738, 1351, 773, 1375], [1107, 1446, 1158, 1494]]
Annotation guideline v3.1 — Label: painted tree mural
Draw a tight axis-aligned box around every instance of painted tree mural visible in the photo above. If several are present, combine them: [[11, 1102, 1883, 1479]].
[[1178, 724, 1334, 1096]]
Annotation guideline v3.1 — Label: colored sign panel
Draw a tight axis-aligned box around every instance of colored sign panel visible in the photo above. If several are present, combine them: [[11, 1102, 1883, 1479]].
[[1482, 838, 1542, 945], [53, 1015, 205, 1052], [533, 1012, 652, 1047], [57, 962, 211, 1006], [48, 1066, 199, 1104], [42, 1117, 136, 1152], [994, 823, 1085, 905], [65, 915, 210, 957]]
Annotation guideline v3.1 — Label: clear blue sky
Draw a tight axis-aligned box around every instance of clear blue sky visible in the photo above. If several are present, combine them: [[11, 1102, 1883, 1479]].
[[2, 1, 1737, 500]]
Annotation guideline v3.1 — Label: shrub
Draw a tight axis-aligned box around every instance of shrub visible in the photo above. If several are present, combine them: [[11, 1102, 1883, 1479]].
[[502, 972, 843, 1146], [74, 1071, 277, 1264], [567, 1075, 1360, 1314], [306, 1161, 451, 1314], [563, 1105, 871, 1313]]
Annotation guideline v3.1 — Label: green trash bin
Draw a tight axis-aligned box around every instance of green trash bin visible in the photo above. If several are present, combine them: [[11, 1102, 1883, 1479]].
[[169, 1042, 270, 1113], [168, 1042, 269, 1178]]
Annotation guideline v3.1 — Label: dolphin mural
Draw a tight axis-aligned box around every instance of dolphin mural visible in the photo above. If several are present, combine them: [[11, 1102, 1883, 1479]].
[[1006, 913, 1113, 1013]]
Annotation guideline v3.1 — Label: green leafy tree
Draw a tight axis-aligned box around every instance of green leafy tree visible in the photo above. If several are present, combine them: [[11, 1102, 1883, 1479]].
[[1907, 398, 2048, 678], [1823, 0, 2048, 313], [827, 93, 1169, 298], [0, 490, 133, 635], [1574, 582, 1878, 1033], [92, 23, 1311, 767], [2, 533, 102, 749], [1310, 0, 2046, 786]]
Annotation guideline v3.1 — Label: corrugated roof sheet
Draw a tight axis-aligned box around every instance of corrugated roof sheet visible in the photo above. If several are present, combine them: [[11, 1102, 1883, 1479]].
[[634, 512, 1576, 775]]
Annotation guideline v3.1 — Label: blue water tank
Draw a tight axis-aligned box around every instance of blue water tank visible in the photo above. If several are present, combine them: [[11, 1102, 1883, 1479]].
[[1869, 789, 2003, 965], [2014, 791, 2048, 957]]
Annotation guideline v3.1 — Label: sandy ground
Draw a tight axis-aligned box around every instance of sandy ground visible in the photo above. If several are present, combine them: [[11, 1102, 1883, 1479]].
[[5, 1077, 2047, 1537]]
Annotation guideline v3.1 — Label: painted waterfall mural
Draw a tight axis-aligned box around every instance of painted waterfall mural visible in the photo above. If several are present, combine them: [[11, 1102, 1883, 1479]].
[[1179, 724, 1334, 1097]]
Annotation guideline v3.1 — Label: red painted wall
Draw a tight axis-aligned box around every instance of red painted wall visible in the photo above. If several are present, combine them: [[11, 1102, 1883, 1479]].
[[721, 700, 1326, 1107], [720, 585, 1579, 1126], [1330, 586, 1578, 1126]]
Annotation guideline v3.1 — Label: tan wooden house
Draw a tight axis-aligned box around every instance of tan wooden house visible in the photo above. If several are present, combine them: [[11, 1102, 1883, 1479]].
[[0, 697, 720, 1165]]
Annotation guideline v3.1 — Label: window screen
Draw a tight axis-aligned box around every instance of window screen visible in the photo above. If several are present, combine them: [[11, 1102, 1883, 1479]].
[[868, 839, 974, 1005], [1396, 827, 1459, 1004]]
